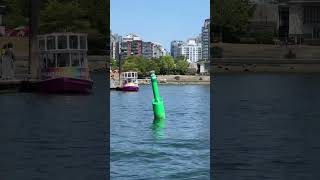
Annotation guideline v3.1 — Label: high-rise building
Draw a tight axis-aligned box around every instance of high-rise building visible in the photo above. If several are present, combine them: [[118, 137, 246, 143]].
[[110, 33, 116, 59], [113, 34, 122, 60], [142, 42, 153, 59], [121, 33, 143, 59], [201, 18, 210, 61], [170, 40, 184, 58], [181, 39, 202, 63], [152, 42, 164, 58]]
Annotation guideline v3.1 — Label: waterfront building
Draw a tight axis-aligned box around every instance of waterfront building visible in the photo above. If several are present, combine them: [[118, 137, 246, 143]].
[[279, 0, 320, 44], [142, 41, 153, 59], [113, 34, 122, 60], [248, 0, 320, 44], [121, 33, 143, 59], [110, 33, 116, 59], [152, 42, 164, 58], [181, 39, 202, 63], [201, 19, 210, 61], [170, 40, 184, 58]]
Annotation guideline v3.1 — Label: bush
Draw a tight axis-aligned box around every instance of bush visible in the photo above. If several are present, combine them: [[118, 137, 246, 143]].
[[186, 68, 197, 75], [284, 49, 296, 59], [211, 46, 223, 58], [253, 32, 274, 44]]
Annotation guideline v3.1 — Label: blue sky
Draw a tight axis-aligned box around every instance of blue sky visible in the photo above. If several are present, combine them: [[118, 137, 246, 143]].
[[110, 0, 210, 50]]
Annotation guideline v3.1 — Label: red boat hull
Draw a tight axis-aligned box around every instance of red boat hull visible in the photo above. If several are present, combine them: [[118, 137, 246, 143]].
[[37, 77, 93, 94]]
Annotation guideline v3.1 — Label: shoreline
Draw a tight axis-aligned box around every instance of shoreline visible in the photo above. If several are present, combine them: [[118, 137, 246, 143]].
[[213, 58, 320, 73], [138, 75, 210, 85]]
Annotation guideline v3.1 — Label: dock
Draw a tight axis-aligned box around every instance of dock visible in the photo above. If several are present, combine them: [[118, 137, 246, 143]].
[[0, 74, 39, 92]]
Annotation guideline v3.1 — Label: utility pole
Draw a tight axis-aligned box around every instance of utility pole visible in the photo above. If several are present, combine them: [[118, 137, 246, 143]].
[[30, 0, 40, 79], [220, 0, 223, 43]]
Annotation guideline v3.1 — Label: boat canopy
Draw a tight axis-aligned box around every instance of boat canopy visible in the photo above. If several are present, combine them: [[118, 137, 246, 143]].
[[38, 32, 88, 69], [122, 72, 138, 79]]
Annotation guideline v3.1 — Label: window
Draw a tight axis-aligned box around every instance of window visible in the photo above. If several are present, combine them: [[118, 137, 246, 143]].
[[47, 36, 56, 50], [47, 53, 56, 67], [69, 35, 78, 49], [304, 6, 320, 24], [58, 35, 67, 49], [71, 53, 80, 67], [40, 54, 47, 69], [80, 36, 87, 49], [80, 53, 86, 67], [39, 39, 45, 50], [57, 53, 70, 67]]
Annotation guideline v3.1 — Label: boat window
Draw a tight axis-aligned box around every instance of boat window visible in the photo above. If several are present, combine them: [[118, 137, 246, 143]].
[[58, 35, 68, 49], [71, 53, 80, 67], [132, 73, 134, 77], [39, 39, 45, 50], [70, 35, 78, 49], [47, 53, 56, 68], [40, 54, 47, 69], [47, 36, 56, 50], [80, 36, 87, 49], [57, 53, 70, 67], [80, 53, 87, 67], [128, 73, 131, 77]]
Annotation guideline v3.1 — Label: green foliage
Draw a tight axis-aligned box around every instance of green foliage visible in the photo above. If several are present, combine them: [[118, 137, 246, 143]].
[[111, 59, 117, 70], [159, 56, 176, 75], [212, 0, 256, 42], [121, 55, 193, 76], [39, 0, 87, 33], [253, 32, 274, 44], [175, 59, 189, 75], [211, 46, 223, 58], [284, 49, 296, 59], [2, 0, 30, 28]]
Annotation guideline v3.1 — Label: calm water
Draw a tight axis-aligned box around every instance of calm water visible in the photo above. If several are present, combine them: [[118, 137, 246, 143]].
[[0, 72, 108, 180], [213, 74, 320, 180], [111, 85, 210, 179]]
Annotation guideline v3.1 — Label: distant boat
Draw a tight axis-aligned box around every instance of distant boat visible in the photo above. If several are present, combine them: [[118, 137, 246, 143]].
[[36, 32, 93, 93], [120, 71, 139, 91]]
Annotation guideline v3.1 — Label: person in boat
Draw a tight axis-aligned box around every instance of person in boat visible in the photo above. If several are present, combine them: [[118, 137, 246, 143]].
[[1, 43, 15, 80]]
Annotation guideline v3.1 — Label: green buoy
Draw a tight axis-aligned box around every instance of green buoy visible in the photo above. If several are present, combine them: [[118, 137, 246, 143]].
[[151, 72, 165, 123]]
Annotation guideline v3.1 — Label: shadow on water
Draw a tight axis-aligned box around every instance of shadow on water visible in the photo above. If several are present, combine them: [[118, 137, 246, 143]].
[[152, 119, 166, 140]]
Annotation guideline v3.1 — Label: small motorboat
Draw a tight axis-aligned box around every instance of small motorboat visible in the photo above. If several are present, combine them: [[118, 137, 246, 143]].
[[120, 71, 139, 91]]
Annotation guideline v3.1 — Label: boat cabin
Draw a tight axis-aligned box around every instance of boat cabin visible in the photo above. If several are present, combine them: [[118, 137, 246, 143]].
[[121, 71, 138, 84], [38, 32, 90, 80]]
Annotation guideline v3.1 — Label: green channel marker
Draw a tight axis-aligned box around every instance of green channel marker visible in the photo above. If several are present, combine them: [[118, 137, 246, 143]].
[[151, 72, 165, 122]]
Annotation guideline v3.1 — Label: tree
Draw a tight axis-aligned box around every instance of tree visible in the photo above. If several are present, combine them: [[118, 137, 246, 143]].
[[110, 58, 118, 70], [39, 0, 87, 33], [176, 59, 189, 75], [122, 56, 149, 77], [159, 56, 175, 75], [212, 0, 256, 42], [3, 0, 30, 28]]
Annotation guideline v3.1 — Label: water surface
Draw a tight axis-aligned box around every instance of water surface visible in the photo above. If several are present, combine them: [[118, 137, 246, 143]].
[[111, 84, 210, 179], [213, 74, 320, 180], [0, 72, 108, 180]]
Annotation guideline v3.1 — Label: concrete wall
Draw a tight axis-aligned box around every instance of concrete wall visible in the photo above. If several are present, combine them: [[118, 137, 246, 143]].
[[213, 43, 320, 59]]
